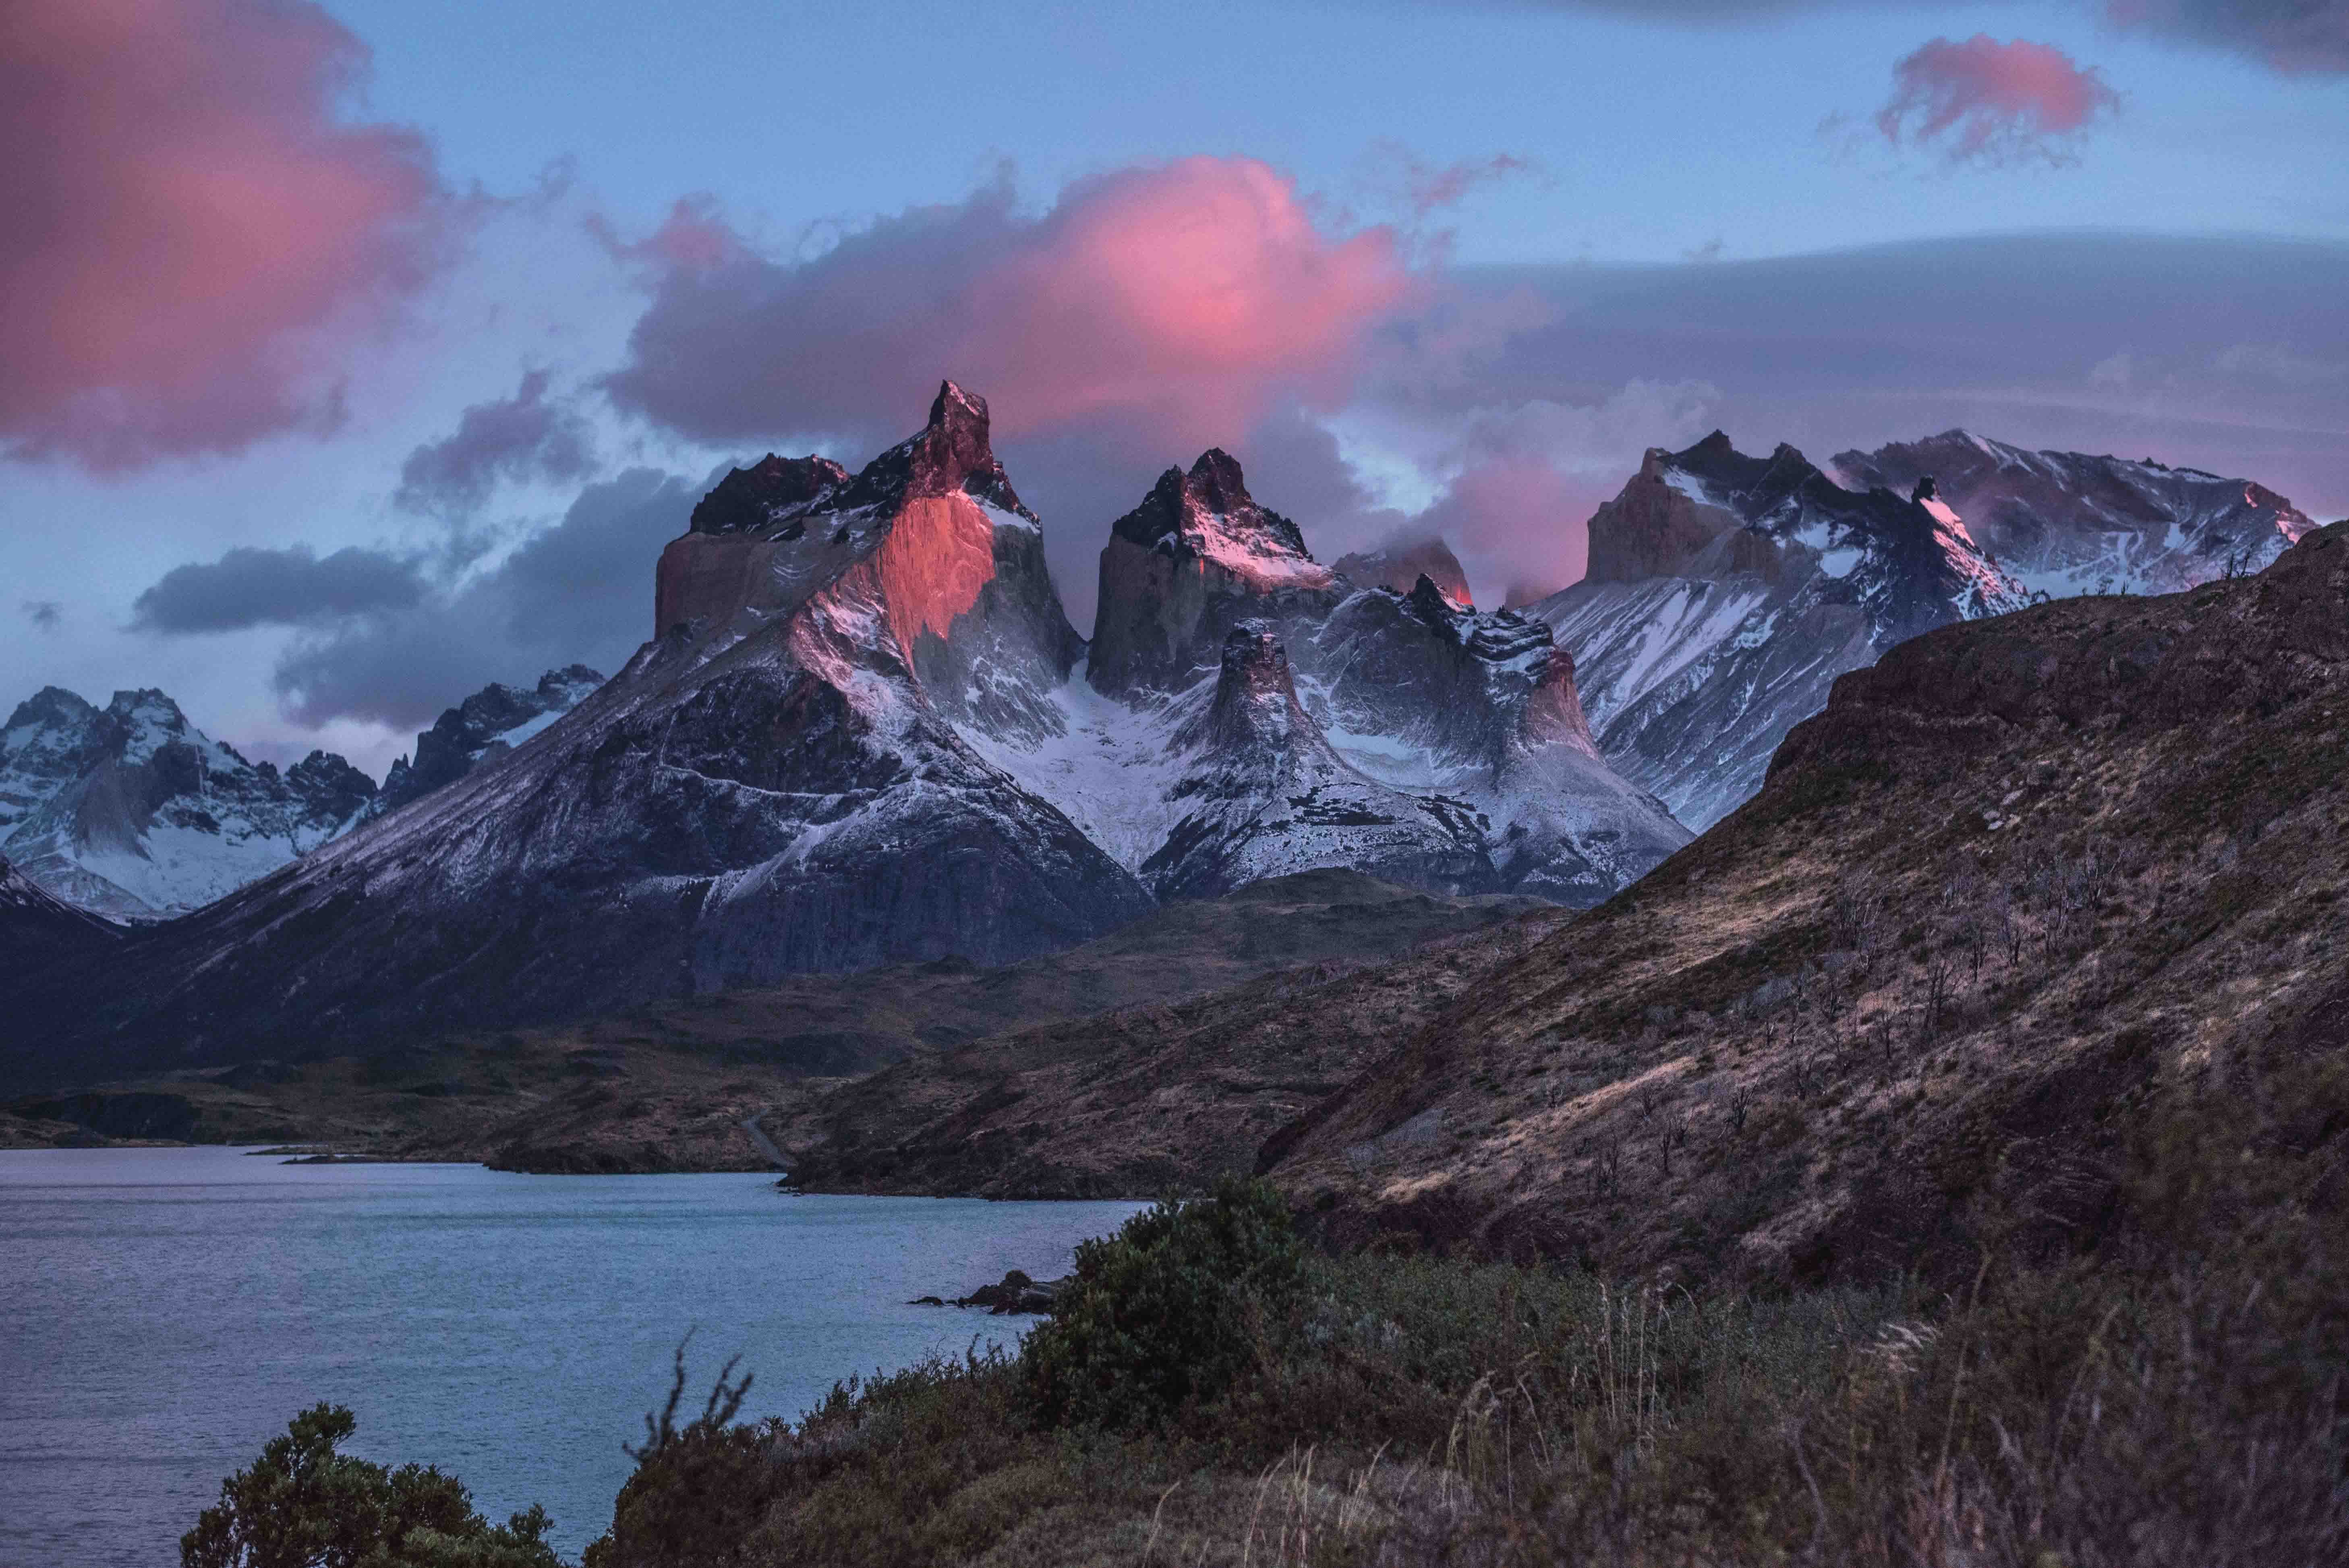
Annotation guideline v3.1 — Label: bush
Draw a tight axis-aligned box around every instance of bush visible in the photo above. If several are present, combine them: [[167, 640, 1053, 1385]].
[[182, 1403, 559, 1568], [586, 1345, 769, 1568], [1021, 1174, 1304, 1429]]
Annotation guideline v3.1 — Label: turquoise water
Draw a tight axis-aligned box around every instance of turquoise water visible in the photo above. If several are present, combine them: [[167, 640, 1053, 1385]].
[[0, 1147, 1143, 1566]]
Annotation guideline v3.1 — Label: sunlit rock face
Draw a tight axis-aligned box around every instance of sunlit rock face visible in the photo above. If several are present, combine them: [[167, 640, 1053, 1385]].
[[0, 687, 376, 920], [1533, 427, 2316, 832]]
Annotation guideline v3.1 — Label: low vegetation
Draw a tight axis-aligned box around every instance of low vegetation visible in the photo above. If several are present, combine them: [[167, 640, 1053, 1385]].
[[573, 1161, 2343, 1567], [209, 1141, 2336, 1566], [182, 1404, 560, 1568]]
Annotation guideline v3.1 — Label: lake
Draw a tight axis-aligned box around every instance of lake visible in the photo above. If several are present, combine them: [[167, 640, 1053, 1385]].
[[0, 1147, 1145, 1566]]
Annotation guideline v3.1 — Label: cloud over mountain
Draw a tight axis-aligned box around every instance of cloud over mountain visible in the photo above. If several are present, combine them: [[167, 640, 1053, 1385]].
[[0, 0, 459, 470], [271, 468, 695, 728], [601, 157, 1414, 458]]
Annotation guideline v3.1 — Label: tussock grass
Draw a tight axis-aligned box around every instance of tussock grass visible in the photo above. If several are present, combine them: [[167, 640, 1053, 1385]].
[[585, 1171, 2347, 1566]]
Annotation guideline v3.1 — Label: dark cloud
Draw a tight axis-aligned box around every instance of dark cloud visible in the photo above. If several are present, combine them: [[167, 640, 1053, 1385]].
[[393, 369, 598, 516], [2106, 0, 2349, 75], [273, 467, 694, 727], [1, 0, 458, 471], [1420, 2, 2349, 73], [130, 545, 430, 634], [1876, 35, 2121, 165], [22, 601, 62, 632]]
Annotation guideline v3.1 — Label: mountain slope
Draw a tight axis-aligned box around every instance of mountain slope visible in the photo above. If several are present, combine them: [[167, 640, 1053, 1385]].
[[781, 872, 1568, 1196], [0, 854, 121, 972], [0, 688, 375, 919], [1263, 518, 2349, 1284]]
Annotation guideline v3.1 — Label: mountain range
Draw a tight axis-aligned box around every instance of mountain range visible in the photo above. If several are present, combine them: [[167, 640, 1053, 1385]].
[[2, 390, 2325, 1090], [1527, 429, 2313, 828], [0, 668, 603, 921], [5, 384, 1686, 1081]]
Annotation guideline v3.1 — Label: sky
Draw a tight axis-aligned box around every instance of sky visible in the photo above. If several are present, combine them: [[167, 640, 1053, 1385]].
[[4, 0, 2345, 778]]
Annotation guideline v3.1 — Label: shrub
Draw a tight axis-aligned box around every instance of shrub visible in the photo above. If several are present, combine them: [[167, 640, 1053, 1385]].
[[181, 1403, 558, 1568], [1021, 1174, 1304, 1429], [585, 1345, 769, 1568]]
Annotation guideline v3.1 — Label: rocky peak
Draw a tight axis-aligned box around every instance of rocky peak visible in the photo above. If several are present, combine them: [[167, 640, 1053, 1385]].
[[1912, 475, 1939, 505], [1186, 448, 1251, 518], [1831, 430, 2314, 597], [690, 454, 851, 536], [1180, 619, 1315, 765], [1112, 450, 1313, 561], [374, 666, 608, 815], [6, 687, 99, 735], [286, 751, 377, 819], [1404, 573, 1464, 634], [1089, 449, 1340, 696], [839, 379, 1035, 520]]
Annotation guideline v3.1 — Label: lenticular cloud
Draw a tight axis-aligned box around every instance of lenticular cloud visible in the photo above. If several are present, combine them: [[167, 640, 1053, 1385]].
[[602, 158, 1415, 455], [0, 0, 455, 470], [1876, 35, 2123, 165]]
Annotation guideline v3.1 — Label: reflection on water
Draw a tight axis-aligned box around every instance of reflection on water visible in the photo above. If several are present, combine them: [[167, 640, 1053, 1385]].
[[0, 1146, 1141, 1566]]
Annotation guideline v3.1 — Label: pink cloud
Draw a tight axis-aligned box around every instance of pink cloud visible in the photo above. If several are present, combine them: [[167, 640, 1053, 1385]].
[[1876, 35, 2121, 165], [1414, 462, 1617, 606], [0, 0, 454, 470], [603, 157, 1415, 457]]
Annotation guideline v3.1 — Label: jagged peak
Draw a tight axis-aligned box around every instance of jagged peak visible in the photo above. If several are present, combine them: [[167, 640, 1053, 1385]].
[[5, 687, 99, 733], [1404, 573, 1462, 631], [1184, 620, 1311, 755], [1187, 447, 1251, 515], [840, 379, 1034, 520], [691, 453, 851, 536], [1110, 449, 1317, 568]]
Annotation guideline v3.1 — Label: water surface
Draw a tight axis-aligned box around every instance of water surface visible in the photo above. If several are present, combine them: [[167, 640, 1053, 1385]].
[[0, 1147, 1142, 1566]]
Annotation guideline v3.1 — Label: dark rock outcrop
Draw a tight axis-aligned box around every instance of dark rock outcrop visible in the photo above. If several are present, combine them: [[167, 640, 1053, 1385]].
[[373, 667, 605, 815], [0, 855, 120, 990]]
